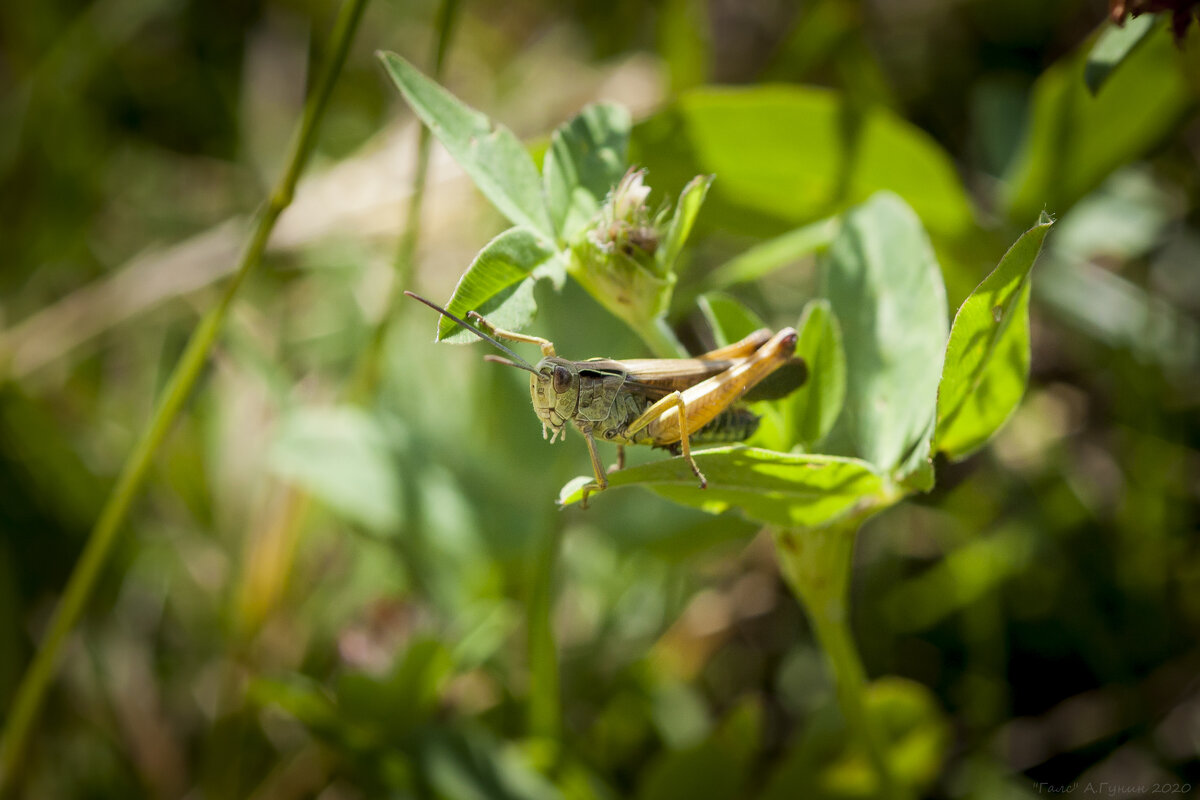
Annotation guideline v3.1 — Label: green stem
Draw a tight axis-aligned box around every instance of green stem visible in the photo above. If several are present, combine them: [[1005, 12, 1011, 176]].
[[351, 0, 460, 400], [527, 520, 563, 740], [0, 0, 369, 789], [634, 315, 688, 359], [773, 523, 902, 799]]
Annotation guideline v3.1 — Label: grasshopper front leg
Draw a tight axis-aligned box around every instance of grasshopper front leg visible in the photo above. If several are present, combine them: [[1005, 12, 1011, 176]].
[[467, 311, 557, 357]]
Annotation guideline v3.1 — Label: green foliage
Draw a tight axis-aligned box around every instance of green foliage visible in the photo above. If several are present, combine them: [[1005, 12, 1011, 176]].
[[269, 405, 405, 532], [1003, 22, 1195, 221], [335, 638, 454, 741], [935, 215, 1053, 460], [697, 292, 767, 347], [5, 3, 1199, 798], [821, 192, 947, 475], [636, 699, 760, 800], [657, 0, 710, 94], [380, 52, 554, 238], [631, 86, 975, 238], [883, 526, 1035, 633], [785, 300, 846, 450], [704, 216, 838, 289], [433, 228, 562, 343], [251, 641, 568, 799], [559, 449, 890, 529], [543, 103, 631, 241], [760, 678, 948, 800], [658, 174, 714, 278], [419, 729, 565, 800], [547, 185, 1051, 535], [382, 55, 708, 355], [1033, 168, 1200, 374]]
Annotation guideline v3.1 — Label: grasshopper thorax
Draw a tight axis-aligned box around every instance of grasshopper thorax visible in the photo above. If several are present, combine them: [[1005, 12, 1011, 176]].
[[531, 357, 578, 443]]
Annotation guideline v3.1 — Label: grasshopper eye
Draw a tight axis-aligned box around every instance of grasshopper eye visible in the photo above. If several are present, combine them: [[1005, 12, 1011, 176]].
[[552, 365, 571, 394]]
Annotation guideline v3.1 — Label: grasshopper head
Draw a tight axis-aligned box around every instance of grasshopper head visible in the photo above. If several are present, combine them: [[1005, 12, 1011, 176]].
[[531, 357, 578, 443], [400, 294, 583, 444]]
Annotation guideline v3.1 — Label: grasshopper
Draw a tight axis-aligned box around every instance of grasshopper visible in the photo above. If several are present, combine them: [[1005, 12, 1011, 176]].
[[405, 292, 805, 508]]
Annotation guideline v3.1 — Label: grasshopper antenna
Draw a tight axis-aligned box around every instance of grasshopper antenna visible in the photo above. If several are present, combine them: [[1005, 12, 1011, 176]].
[[483, 355, 536, 372], [404, 291, 540, 375]]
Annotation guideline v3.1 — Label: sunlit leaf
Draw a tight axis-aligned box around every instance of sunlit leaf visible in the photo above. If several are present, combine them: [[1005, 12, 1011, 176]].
[[697, 292, 767, 348], [935, 215, 1053, 460], [658, 174, 714, 277], [559, 447, 891, 529], [821, 193, 948, 473], [650, 681, 712, 748], [567, 244, 676, 343], [705, 216, 838, 289], [632, 86, 974, 239], [543, 103, 631, 241], [379, 52, 554, 238], [783, 299, 845, 450], [1050, 167, 1176, 261], [433, 227, 562, 342]]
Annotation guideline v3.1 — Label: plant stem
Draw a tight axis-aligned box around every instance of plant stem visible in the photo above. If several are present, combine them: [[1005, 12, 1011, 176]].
[[351, 0, 460, 399], [635, 315, 688, 359], [0, 0, 369, 789], [773, 522, 902, 799], [233, 0, 459, 641]]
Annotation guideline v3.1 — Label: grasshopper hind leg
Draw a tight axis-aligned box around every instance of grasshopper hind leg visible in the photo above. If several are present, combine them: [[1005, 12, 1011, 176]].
[[626, 391, 708, 491], [636, 391, 707, 490]]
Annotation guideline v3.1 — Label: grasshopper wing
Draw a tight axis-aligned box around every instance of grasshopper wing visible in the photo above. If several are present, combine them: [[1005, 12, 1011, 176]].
[[592, 357, 739, 396]]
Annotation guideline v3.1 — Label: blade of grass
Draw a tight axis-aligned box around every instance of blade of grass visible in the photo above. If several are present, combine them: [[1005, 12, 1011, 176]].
[[212, 9, 461, 790], [527, 521, 563, 740], [352, 0, 462, 398], [0, 0, 370, 788], [232, 0, 461, 646]]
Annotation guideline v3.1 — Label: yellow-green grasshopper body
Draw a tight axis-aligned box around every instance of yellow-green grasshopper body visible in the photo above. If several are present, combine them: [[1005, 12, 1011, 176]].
[[405, 292, 804, 507]]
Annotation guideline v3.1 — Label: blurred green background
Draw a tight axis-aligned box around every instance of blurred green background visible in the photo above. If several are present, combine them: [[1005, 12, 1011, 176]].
[[1, 0, 1198, 797]]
